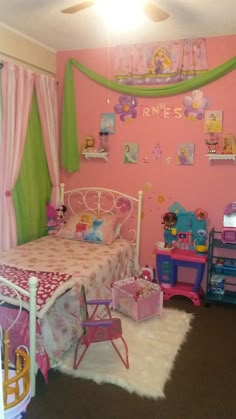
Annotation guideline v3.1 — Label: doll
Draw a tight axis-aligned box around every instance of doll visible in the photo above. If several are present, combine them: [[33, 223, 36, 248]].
[[83, 136, 95, 153], [221, 133, 236, 154]]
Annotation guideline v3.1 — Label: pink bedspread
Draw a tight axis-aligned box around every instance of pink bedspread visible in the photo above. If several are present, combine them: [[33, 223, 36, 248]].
[[0, 307, 50, 381], [0, 236, 135, 380], [0, 264, 72, 314]]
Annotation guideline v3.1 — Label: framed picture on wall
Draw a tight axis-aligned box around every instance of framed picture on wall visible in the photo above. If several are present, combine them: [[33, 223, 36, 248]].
[[100, 113, 115, 134], [204, 110, 223, 133], [177, 144, 194, 165], [124, 142, 138, 164]]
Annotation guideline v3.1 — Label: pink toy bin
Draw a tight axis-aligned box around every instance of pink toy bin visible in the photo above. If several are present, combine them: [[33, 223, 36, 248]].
[[111, 277, 163, 321]]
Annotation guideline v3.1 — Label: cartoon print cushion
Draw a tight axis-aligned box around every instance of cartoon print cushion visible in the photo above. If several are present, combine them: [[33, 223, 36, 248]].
[[56, 211, 120, 245]]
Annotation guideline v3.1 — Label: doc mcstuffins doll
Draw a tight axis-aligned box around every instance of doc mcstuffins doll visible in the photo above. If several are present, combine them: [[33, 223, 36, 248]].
[[162, 212, 178, 248]]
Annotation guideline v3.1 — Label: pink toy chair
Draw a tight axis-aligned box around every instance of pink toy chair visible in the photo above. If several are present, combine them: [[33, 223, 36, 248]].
[[73, 285, 129, 370]]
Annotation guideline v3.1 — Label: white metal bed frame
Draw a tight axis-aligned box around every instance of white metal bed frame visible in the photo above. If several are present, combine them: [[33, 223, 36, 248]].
[[0, 184, 143, 398], [61, 183, 143, 272], [0, 276, 38, 399]]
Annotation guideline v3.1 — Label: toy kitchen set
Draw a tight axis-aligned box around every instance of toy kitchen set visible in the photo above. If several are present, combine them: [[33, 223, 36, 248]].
[[155, 203, 208, 306]]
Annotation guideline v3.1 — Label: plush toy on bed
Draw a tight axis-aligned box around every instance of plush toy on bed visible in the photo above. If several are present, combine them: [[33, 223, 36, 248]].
[[46, 203, 67, 235], [56, 204, 67, 229], [46, 203, 58, 235]]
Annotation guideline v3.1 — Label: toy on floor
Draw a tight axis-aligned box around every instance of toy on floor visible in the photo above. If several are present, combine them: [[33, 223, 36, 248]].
[[155, 202, 208, 306], [112, 277, 163, 321], [2, 329, 31, 419], [161, 203, 208, 253], [139, 265, 154, 281]]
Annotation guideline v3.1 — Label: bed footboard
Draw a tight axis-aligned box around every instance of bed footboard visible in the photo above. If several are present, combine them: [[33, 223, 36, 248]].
[[0, 275, 38, 398]]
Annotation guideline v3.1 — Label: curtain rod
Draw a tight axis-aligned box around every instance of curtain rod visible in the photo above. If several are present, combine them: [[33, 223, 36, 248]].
[[0, 51, 55, 75]]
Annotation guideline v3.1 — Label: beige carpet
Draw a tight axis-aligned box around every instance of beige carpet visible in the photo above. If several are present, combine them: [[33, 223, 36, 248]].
[[59, 308, 193, 399]]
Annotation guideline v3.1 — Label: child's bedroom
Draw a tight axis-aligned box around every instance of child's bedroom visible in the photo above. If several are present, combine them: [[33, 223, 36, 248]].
[[0, 0, 236, 418]]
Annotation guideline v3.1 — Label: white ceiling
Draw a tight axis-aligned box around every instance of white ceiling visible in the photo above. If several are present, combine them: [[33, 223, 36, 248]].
[[0, 0, 235, 51]]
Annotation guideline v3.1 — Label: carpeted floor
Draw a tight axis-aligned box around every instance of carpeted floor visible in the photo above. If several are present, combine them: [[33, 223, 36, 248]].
[[25, 298, 236, 419]]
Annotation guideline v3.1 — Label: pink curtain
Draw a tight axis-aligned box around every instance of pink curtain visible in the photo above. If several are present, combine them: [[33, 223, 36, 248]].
[[0, 63, 34, 251], [35, 74, 60, 207]]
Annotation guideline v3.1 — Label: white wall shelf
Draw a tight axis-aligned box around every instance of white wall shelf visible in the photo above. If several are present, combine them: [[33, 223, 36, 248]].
[[206, 154, 236, 161], [82, 152, 109, 161]]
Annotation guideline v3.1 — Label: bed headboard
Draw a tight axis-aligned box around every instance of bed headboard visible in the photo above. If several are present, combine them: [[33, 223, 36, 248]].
[[60, 183, 143, 271]]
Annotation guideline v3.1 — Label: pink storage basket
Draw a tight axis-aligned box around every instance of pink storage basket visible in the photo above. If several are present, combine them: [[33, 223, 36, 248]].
[[111, 277, 163, 321]]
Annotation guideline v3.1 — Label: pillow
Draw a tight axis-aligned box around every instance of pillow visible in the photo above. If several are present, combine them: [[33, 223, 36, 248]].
[[57, 211, 120, 245]]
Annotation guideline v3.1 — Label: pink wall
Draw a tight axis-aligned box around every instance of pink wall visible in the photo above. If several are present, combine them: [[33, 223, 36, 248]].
[[57, 35, 236, 268]]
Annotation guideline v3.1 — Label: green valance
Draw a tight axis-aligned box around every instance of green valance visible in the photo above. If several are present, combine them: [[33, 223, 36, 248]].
[[61, 56, 236, 172]]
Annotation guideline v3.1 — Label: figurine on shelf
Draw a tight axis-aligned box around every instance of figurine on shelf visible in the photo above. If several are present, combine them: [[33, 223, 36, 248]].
[[221, 133, 236, 155], [82, 135, 96, 153], [98, 131, 109, 153], [205, 133, 220, 154]]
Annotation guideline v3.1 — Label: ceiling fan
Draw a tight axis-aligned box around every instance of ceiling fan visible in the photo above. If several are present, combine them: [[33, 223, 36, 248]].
[[61, 1, 169, 23]]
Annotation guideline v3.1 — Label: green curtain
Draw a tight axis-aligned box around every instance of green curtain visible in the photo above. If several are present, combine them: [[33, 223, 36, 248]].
[[62, 61, 79, 172], [61, 56, 236, 173], [12, 90, 52, 245]]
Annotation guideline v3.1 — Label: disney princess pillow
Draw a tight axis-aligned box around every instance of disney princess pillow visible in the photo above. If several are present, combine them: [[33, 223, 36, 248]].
[[56, 211, 120, 245]]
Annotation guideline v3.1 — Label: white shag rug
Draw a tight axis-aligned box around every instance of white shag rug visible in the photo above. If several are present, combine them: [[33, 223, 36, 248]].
[[59, 308, 193, 399]]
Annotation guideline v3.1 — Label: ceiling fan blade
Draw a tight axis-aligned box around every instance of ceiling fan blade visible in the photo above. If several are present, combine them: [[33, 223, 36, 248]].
[[143, 2, 169, 22], [61, 0, 96, 14]]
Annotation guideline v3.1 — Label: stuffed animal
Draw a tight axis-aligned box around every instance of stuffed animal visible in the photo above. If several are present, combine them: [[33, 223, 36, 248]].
[[56, 204, 67, 228], [46, 203, 67, 235], [46, 203, 58, 235]]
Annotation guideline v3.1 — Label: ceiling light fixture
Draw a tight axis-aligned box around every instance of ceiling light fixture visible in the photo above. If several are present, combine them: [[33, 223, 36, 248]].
[[96, 0, 146, 32]]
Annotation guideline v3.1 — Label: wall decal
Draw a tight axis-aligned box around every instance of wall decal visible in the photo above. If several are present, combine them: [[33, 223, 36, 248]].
[[183, 90, 210, 120], [166, 157, 172, 164], [157, 195, 165, 204], [152, 143, 162, 160], [143, 182, 152, 192], [139, 103, 182, 119], [204, 110, 223, 133], [123, 142, 138, 163], [143, 156, 150, 163], [100, 113, 115, 134], [177, 144, 195, 165], [114, 95, 137, 122]]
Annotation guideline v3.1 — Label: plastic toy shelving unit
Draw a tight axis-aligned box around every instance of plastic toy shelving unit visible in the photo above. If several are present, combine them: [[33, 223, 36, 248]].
[[206, 228, 236, 305]]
